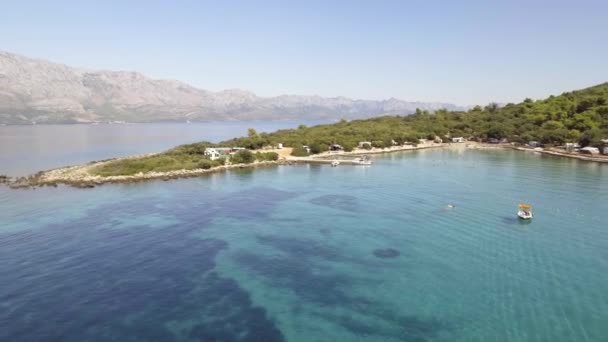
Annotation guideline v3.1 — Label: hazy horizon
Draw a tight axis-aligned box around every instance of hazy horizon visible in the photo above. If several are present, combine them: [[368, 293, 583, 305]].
[[2, 0, 607, 106]]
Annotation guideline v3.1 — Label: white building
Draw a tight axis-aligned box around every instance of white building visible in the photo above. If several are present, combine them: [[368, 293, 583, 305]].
[[452, 137, 465, 143], [204, 148, 221, 160], [580, 146, 600, 155]]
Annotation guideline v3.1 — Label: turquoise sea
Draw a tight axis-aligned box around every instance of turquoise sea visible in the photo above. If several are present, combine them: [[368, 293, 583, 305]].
[[1, 139, 608, 340]]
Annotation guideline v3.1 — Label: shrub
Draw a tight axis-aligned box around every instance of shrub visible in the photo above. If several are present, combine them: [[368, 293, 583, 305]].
[[197, 159, 214, 169], [371, 140, 385, 148], [290, 145, 310, 157], [231, 149, 255, 164], [255, 152, 279, 161], [342, 142, 355, 152], [308, 142, 328, 154]]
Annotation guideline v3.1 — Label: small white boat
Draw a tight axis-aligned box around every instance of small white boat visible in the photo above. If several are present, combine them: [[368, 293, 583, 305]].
[[331, 160, 340, 167], [518, 204, 533, 220], [352, 156, 372, 165]]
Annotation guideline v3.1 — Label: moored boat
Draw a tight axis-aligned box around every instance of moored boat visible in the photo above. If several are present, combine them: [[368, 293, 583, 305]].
[[352, 156, 372, 165], [518, 203, 533, 220], [331, 160, 340, 167]]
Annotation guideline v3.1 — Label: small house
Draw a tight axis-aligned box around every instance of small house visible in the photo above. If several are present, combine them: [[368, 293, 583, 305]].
[[601, 139, 608, 155], [277, 143, 283, 149], [204, 148, 221, 161], [358, 141, 372, 149], [565, 142, 580, 152], [452, 137, 465, 143], [528, 141, 541, 148], [329, 144, 343, 152], [580, 147, 600, 155]]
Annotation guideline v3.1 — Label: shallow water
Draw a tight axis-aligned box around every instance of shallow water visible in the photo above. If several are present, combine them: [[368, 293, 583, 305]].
[[1, 147, 607, 341]]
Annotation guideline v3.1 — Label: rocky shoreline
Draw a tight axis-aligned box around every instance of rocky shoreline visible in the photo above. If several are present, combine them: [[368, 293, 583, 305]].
[[3, 158, 286, 189]]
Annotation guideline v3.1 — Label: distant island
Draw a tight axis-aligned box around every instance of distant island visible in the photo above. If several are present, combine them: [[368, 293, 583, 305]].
[[0, 51, 465, 125], [2, 82, 607, 189]]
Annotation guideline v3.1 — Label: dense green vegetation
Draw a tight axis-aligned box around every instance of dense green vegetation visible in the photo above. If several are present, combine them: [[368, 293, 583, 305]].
[[92, 147, 278, 176], [220, 83, 608, 149], [92, 153, 227, 176], [92, 83, 608, 176]]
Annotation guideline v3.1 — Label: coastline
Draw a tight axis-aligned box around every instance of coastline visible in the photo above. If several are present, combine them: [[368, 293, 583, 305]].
[[4, 141, 607, 190], [2, 143, 446, 189], [466, 142, 608, 163], [510, 146, 608, 163]]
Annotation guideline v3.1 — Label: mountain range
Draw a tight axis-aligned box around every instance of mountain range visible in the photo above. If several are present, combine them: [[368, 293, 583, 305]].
[[0, 51, 465, 124]]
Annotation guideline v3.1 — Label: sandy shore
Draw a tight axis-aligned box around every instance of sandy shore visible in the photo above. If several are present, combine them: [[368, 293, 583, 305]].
[[512, 146, 608, 163], [465, 142, 608, 163]]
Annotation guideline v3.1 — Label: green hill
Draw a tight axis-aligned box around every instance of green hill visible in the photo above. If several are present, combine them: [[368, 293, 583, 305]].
[[220, 82, 608, 150]]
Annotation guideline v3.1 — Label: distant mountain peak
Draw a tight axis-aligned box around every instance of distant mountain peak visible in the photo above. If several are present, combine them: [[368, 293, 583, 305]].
[[0, 50, 466, 124]]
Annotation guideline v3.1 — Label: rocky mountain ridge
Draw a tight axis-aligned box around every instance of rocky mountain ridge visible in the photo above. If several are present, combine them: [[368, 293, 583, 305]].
[[0, 51, 465, 124]]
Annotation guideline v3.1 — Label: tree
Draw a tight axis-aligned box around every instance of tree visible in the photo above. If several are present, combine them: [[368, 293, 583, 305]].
[[247, 128, 259, 138], [486, 102, 499, 113], [541, 120, 564, 130], [579, 128, 603, 147]]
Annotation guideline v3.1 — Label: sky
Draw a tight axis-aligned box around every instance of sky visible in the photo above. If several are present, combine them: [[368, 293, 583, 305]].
[[1, 0, 607, 106]]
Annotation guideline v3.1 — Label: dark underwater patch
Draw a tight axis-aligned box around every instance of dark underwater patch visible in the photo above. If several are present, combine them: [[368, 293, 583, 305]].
[[255, 235, 341, 261], [373, 248, 400, 258], [309, 194, 359, 212], [0, 198, 285, 342], [234, 251, 355, 306], [215, 187, 297, 220], [319, 227, 331, 237], [319, 311, 450, 340]]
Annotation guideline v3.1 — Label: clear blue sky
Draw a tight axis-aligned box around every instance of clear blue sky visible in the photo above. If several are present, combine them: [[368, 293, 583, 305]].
[[1, 0, 607, 105]]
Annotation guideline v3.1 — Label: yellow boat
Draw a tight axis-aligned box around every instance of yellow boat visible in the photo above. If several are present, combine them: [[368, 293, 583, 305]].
[[518, 204, 533, 220]]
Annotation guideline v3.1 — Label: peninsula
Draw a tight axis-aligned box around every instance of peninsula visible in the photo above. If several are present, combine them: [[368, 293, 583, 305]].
[[3, 82, 607, 188]]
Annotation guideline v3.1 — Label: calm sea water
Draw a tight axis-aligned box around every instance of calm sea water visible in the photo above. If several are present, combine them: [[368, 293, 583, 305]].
[[1, 142, 607, 341], [0, 121, 324, 176]]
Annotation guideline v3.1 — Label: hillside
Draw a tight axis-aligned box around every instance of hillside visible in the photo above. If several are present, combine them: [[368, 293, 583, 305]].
[[0, 51, 463, 124], [219, 82, 608, 150]]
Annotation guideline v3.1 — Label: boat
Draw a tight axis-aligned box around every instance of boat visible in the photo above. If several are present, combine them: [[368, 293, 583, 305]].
[[351, 156, 372, 165], [331, 160, 340, 167], [517, 204, 533, 220]]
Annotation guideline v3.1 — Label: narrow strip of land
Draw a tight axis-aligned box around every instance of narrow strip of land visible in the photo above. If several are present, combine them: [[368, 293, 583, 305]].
[[3, 143, 446, 189], [3, 141, 607, 190]]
